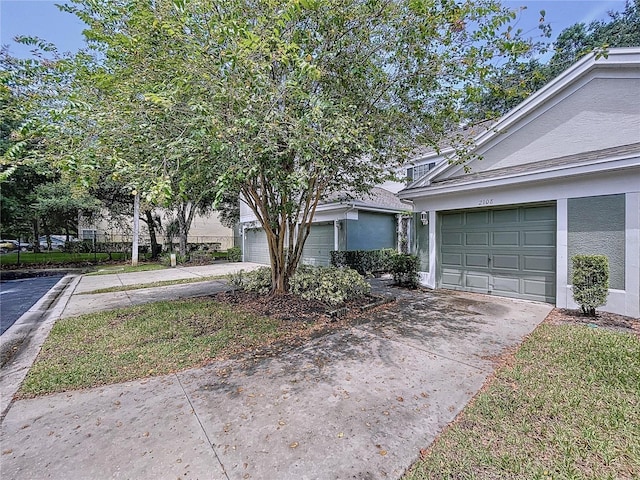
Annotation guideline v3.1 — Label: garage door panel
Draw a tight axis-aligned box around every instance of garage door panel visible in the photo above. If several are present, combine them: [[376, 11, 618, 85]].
[[466, 210, 490, 225], [439, 204, 556, 303], [442, 232, 463, 246], [441, 270, 463, 287], [465, 253, 489, 268], [493, 209, 519, 223], [523, 277, 554, 297], [523, 255, 555, 273], [493, 231, 519, 246], [524, 231, 555, 246], [442, 213, 464, 227], [492, 254, 519, 270], [465, 273, 490, 289], [492, 276, 520, 295], [466, 232, 489, 246], [442, 253, 462, 266], [523, 205, 555, 221]]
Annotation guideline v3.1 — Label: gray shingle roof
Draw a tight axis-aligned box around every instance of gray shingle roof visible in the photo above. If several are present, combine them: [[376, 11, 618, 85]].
[[405, 142, 640, 191], [324, 187, 408, 211]]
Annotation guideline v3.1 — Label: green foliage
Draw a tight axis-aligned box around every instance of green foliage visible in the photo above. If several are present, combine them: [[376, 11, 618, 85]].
[[159, 252, 188, 266], [4, 0, 542, 292], [571, 254, 610, 316], [231, 265, 370, 305], [389, 253, 419, 289], [473, 0, 640, 119], [330, 249, 395, 275], [331, 249, 418, 288], [226, 246, 242, 262], [235, 266, 273, 295], [548, 0, 640, 77], [290, 265, 370, 306]]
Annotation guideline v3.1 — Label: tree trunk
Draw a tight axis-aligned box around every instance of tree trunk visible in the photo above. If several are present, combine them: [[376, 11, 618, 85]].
[[32, 219, 40, 253], [177, 211, 188, 258], [144, 209, 161, 259]]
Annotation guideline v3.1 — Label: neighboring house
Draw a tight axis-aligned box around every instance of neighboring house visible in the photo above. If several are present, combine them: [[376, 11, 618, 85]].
[[79, 210, 234, 251], [399, 47, 640, 318], [240, 187, 411, 266]]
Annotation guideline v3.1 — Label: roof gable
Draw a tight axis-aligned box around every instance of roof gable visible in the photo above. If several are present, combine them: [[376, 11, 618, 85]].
[[402, 47, 640, 192]]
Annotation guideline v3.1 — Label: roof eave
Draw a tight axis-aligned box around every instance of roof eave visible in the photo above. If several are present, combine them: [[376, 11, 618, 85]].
[[399, 156, 640, 199]]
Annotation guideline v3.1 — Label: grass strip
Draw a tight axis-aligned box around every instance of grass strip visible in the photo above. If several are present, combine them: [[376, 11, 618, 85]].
[[0, 252, 126, 266], [86, 263, 167, 275], [19, 297, 309, 398], [78, 275, 225, 294], [404, 323, 640, 480]]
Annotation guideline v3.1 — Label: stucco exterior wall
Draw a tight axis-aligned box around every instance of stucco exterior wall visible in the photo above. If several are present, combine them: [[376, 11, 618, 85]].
[[413, 213, 429, 271], [568, 194, 625, 290], [440, 76, 640, 180], [345, 212, 396, 250]]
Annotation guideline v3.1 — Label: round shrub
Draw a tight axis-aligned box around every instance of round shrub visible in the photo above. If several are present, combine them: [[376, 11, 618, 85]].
[[290, 265, 370, 306]]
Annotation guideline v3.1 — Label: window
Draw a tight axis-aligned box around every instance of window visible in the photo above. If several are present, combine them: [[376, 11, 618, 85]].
[[406, 161, 438, 182], [81, 229, 97, 241]]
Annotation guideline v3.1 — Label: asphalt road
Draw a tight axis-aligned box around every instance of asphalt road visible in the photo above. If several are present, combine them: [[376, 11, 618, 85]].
[[0, 275, 64, 335]]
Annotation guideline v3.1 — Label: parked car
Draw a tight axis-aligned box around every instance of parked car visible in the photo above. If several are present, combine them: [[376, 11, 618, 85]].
[[0, 239, 17, 253], [38, 235, 80, 251], [0, 239, 34, 253]]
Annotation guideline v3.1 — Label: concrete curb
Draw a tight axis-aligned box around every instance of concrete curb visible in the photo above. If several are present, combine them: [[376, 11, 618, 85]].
[[0, 273, 81, 420]]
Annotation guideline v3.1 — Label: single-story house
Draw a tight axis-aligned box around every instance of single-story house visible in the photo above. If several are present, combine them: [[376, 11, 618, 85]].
[[240, 187, 410, 266], [399, 47, 640, 318]]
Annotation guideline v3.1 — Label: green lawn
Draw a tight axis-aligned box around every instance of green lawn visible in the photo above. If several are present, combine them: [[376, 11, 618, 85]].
[[87, 263, 167, 275], [404, 323, 640, 480], [19, 297, 312, 398], [0, 251, 126, 266]]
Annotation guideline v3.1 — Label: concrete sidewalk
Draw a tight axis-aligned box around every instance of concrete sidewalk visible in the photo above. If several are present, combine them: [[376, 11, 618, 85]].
[[63, 262, 264, 318], [0, 262, 263, 417], [0, 267, 552, 480]]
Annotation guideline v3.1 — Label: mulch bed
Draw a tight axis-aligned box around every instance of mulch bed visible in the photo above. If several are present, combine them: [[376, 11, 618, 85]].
[[545, 307, 640, 337], [213, 289, 381, 323]]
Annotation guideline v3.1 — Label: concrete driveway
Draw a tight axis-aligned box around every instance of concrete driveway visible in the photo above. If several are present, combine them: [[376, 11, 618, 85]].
[[0, 279, 551, 480]]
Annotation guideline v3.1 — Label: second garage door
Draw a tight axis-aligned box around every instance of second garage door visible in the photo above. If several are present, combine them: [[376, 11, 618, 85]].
[[301, 223, 335, 266], [244, 228, 269, 264], [439, 204, 556, 303]]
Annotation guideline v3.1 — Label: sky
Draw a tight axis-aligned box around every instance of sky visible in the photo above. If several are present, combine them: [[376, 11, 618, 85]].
[[0, 0, 632, 59]]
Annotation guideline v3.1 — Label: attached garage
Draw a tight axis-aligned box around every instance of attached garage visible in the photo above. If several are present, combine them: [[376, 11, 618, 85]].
[[243, 228, 269, 264], [301, 222, 335, 266], [439, 204, 556, 303]]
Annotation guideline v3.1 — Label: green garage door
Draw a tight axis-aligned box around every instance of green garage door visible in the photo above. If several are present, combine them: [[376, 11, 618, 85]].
[[301, 222, 335, 266], [244, 228, 269, 264], [439, 204, 556, 303]]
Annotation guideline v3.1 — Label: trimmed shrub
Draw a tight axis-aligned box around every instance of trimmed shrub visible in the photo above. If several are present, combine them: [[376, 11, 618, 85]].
[[239, 266, 273, 294], [571, 254, 609, 316], [290, 265, 371, 306], [330, 249, 395, 275], [389, 253, 419, 288], [226, 246, 242, 262]]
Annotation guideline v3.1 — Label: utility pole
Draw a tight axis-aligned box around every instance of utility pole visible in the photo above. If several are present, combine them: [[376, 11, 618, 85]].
[[132, 193, 140, 266]]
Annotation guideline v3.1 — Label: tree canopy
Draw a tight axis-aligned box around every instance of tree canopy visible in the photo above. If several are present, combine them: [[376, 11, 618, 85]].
[[3, 0, 540, 291], [471, 0, 640, 119]]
